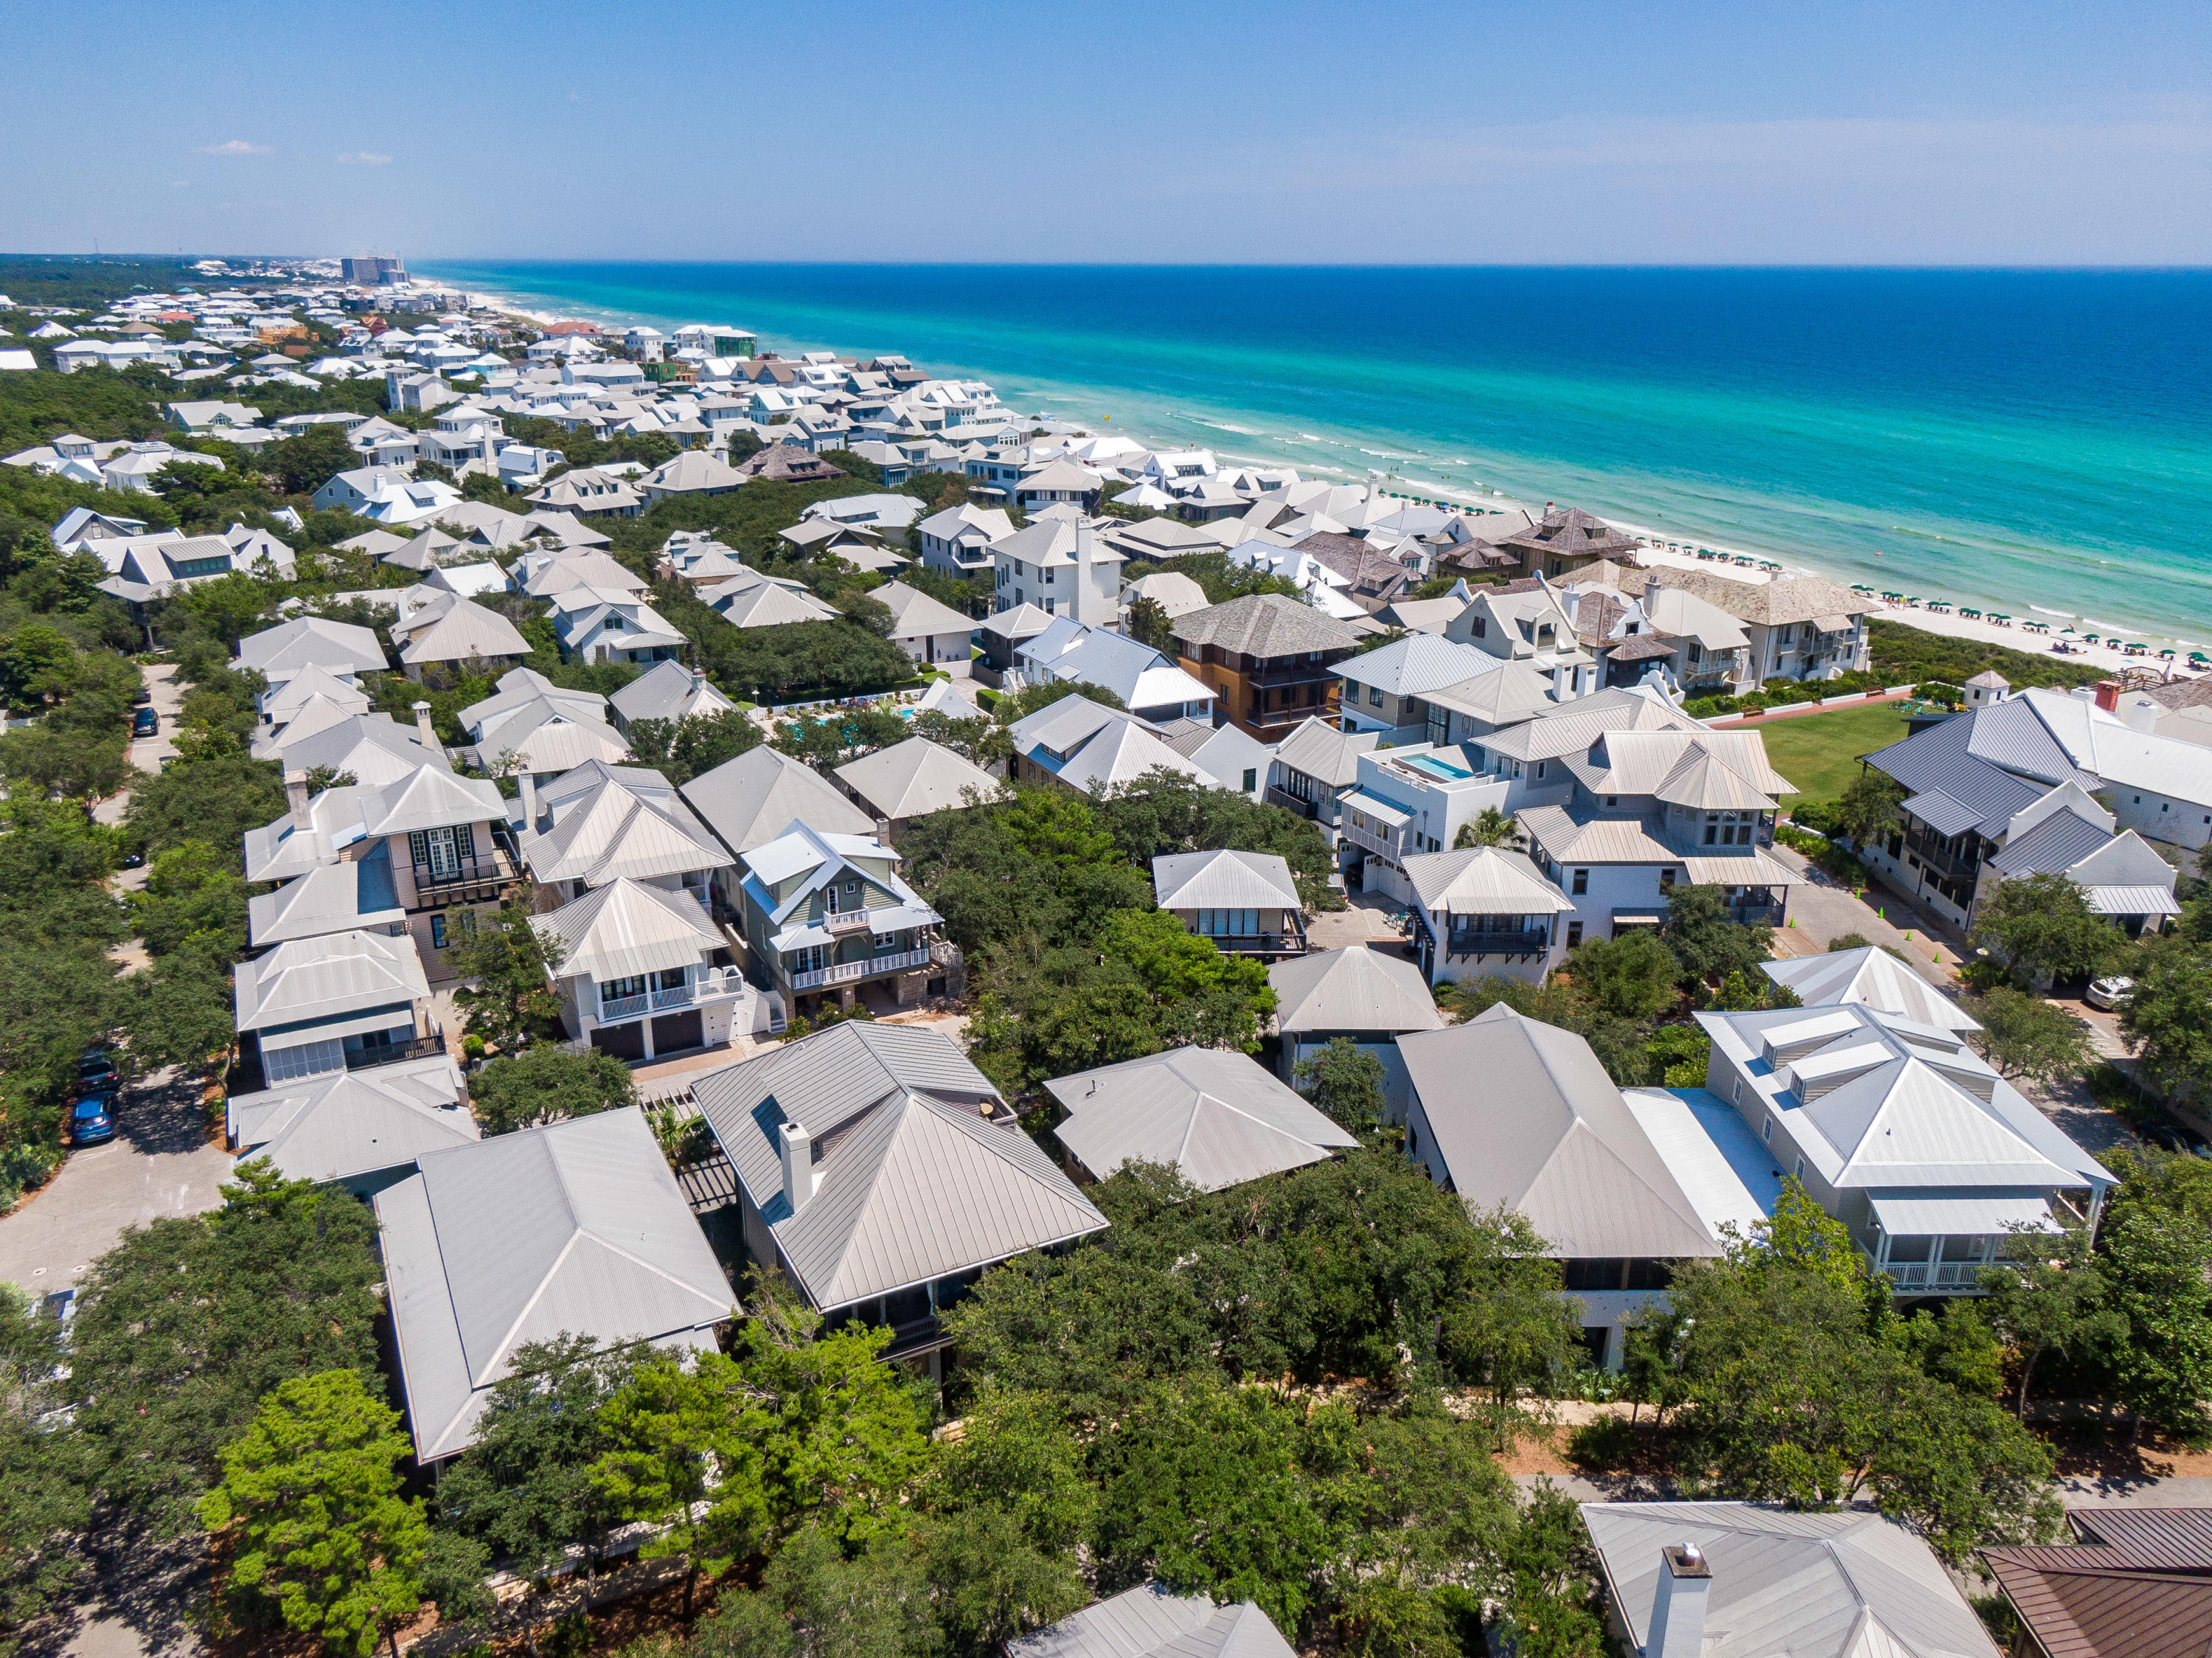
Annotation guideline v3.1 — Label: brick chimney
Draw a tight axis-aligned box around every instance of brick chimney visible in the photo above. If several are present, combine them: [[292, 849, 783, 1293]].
[[2094, 679, 2121, 712]]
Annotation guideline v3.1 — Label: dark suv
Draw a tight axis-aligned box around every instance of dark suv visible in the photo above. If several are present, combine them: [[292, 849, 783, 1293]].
[[131, 707, 159, 738], [77, 1049, 118, 1091]]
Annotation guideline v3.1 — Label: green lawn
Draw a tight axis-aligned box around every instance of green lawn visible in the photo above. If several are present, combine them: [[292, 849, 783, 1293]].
[[1747, 701, 1914, 812]]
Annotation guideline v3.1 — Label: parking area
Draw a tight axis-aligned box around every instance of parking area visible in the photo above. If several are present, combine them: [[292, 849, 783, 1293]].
[[0, 1069, 232, 1296]]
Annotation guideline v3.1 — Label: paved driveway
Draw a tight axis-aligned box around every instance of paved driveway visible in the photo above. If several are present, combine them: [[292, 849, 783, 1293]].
[[0, 1070, 232, 1297]]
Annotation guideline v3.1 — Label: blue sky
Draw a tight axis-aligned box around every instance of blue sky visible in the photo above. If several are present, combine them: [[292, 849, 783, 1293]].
[[10, 0, 2211, 264]]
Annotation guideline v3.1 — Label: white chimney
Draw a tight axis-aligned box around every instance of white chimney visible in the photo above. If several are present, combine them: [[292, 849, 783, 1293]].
[[285, 768, 313, 833], [518, 769, 538, 831], [1075, 519, 1095, 625], [2124, 694, 2160, 735], [1648, 1544, 1711, 1658], [779, 1120, 815, 1213], [411, 699, 437, 746]]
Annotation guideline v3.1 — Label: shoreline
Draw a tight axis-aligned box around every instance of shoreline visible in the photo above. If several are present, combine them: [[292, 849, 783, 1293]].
[[447, 280, 2210, 673]]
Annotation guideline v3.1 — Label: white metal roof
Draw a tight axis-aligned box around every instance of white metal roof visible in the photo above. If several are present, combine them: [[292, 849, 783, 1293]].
[[1268, 946, 1444, 1036], [537, 878, 723, 983], [1047, 1047, 1358, 1193], [1152, 848, 1300, 911]]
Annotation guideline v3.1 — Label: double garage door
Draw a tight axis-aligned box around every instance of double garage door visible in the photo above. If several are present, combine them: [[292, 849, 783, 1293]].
[[589, 1010, 703, 1061]]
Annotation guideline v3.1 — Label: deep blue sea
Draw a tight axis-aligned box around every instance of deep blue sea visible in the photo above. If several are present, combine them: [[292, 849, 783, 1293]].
[[414, 263, 2212, 640]]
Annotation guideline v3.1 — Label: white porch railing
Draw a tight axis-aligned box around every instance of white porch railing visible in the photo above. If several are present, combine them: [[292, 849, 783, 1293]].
[[788, 947, 931, 992], [599, 969, 744, 1022]]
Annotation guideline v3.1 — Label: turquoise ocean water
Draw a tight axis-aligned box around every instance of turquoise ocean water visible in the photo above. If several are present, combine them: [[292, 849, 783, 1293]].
[[414, 263, 2212, 642]]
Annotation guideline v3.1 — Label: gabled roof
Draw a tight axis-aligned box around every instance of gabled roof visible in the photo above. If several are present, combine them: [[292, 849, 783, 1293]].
[[704, 571, 840, 628], [835, 736, 1001, 823], [537, 878, 723, 982], [1582, 1502, 2002, 1658], [1010, 1586, 1296, 1658], [1761, 946, 1981, 1035], [681, 746, 873, 856], [269, 712, 448, 788], [1267, 946, 1443, 1036], [690, 1022, 1107, 1308], [375, 1108, 732, 1461], [1152, 847, 1300, 910], [390, 591, 531, 665], [1273, 716, 1379, 787], [359, 765, 504, 836], [1023, 707, 1209, 794], [1397, 1005, 1720, 1258], [226, 1055, 474, 1186]]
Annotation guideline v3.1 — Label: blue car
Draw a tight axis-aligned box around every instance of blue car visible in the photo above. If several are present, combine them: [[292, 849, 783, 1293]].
[[131, 708, 159, 738], [69, 1094, 117, 1147]]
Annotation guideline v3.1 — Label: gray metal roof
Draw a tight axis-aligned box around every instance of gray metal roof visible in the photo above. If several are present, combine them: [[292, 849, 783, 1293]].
[[1273, 717, 1377, 788], [1760, 947, 1981, 1035], [237, 615, 388, 678], [1397, 1006, 1720, 1259], [835, 737, 1002, 823], [1268, 946, 1444, 1036], [537, 878, 723, 983], [1899, 789, 1983, 839], [1579, 1501, 2003, 1658], [1152, 848, 1301, 911], [1336, 633, 1492, 699], [1010, 1586, 1295, 1658], [246, 852, 406, 947], [1989, 808, 2114, 878], [375, 1106, 733, 1462], [521, 768, 727, 887], [608, 658, 738, 726], [234, 928, 431, 1033], [1046, 1046, 1359, 1192], [226, 1055, 475, 1185], [689, 1022, 1107, 1309], [1401, 847, 1576, 915], [1695, 1002, 2113, 1192], [681, 746, 873, 857]]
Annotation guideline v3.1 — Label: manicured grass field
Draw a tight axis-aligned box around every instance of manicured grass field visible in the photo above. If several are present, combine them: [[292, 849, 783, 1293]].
[[1745, 701, 1915, 812]]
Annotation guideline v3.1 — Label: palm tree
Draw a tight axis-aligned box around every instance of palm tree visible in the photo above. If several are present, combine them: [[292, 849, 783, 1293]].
[[1455, 806, 1523, 851]]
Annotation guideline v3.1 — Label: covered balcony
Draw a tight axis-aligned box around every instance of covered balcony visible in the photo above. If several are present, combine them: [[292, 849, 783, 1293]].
[[1857, 1193, 2067, 1296]]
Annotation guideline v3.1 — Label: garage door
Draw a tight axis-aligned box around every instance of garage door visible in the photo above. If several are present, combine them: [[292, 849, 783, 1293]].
[[591, 1021, 646, 1061], [651, 1010, 703, 1054]]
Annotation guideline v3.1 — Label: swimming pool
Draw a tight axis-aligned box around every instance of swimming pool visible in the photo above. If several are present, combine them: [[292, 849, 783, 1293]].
[[1400, 753, 1475, 782]]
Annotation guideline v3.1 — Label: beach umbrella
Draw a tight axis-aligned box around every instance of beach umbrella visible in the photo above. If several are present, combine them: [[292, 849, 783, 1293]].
[[2160, 648, 2177, 659]]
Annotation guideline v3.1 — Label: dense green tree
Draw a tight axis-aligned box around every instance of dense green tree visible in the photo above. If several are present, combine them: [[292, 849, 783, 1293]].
[[125, 934, 240, 1073], [1831, 769, 1906, 847], [436, 1335, 642, 1584], [625, 709, 763, 786], [1977, 1226, 2122, 1420], [1974, 872, 2122, 987], [2099, 1205, 2212, 1443], [448, 898, 567, 1054], [1660, 883, 1773, 988], [467, 1043, 637, 1135], [773, 707, 910, 768], [1435, 1207, 1590, 1448], [66, 1162, 386, 1533], [1971, 987, 2096, 1083], [1568, 929, 1681, 1024], [2119, 934, 2212, 1105], [1294, 1037, 1388, 1137], [1124, 594, 1175, 655], [0, 1286, 91, 1647], [689, 1525, 942, 1658], [120, 746, 285, 861], [198, 1369, 426, 1657], [0, 718, 130, 801], [128, 839, 249, 957]]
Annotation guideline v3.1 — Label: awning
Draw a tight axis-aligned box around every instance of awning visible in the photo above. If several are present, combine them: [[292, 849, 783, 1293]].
[[1341, 789, 1412, 827], [1812, 614, 1855, 633], [2085, 885, 2184, 918], [1902, 790, 1983, 839], [1610, 908, 1665, 926], [1871, 1193, 2055, 1237]]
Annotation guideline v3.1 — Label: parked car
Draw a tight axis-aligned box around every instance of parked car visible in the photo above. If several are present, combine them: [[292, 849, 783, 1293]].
[[131, 707, 159, 738], [69, 1093, 117, 1147], [129, 688, 151, 707], [76, 1048, 117, 1090], [2087, 975, 2135, 1010]]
